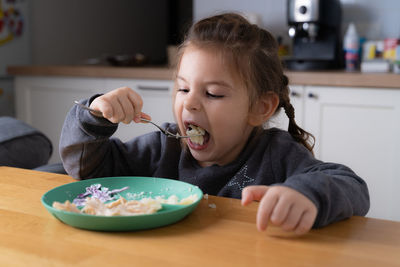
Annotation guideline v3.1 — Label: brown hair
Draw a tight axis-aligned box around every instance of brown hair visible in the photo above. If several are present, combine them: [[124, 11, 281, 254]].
[[176, 13, 314, 152]]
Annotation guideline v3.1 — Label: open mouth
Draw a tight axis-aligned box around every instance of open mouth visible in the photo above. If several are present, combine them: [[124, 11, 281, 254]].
[[186, 123, 209, 147]]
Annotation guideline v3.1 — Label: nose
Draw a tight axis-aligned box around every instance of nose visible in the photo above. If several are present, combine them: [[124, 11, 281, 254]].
[[183, 90, 201, 111]]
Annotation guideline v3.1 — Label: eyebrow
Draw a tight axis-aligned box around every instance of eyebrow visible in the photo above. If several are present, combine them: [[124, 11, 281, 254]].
[[176, 76, 233, 89]]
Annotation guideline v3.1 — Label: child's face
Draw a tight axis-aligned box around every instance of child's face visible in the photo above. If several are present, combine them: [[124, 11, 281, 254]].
[[174, 45, 255, 167]]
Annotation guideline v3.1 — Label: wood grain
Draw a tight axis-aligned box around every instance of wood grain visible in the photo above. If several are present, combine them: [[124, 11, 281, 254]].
[[1, 166, 399, 266]]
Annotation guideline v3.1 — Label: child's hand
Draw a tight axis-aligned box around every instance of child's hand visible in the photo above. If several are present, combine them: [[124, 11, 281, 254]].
[[241, 185, 317, 235], [89, 87, 151, 124]]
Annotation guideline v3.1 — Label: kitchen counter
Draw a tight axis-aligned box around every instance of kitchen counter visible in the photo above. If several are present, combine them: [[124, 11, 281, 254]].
[[7, 65, 400, 88], [7, 65, 175, 80]]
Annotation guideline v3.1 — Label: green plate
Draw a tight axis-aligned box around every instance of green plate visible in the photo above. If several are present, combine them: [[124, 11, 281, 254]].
[[41, 176, 203, 231]]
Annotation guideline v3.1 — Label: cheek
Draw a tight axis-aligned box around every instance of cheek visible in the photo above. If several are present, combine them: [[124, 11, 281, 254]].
[[173, 95, 181, 115], [173, 96, 184, 125], [210, 105, 245, 129], [223, 101, 249, 121]]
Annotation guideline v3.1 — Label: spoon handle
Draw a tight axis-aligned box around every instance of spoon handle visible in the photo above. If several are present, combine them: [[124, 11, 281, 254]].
[[73, 101, 198, 139]]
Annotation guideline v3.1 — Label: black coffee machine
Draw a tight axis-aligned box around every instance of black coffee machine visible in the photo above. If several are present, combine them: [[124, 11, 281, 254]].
[[284, 0, 343, 70]]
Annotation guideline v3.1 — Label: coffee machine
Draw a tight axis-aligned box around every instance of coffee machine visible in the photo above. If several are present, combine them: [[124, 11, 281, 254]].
[[284, 0, 343, 70]]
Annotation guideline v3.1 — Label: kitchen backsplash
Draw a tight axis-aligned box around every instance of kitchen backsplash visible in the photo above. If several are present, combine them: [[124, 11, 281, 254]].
[[194, 0, 400, 41]]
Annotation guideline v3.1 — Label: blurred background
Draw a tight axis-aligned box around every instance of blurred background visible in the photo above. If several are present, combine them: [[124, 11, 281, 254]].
[[1, 0, 400, 221], [1, 0, 400, 115]]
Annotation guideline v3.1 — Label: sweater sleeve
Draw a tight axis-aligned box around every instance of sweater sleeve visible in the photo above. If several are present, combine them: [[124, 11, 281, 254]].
[[269, 131, 370, 228], [59, 97, 163, 179]]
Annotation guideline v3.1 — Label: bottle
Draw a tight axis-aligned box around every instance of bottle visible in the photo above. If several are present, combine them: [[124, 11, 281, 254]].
[[343, 23, 360, 71], [394, 44, 400, 74]]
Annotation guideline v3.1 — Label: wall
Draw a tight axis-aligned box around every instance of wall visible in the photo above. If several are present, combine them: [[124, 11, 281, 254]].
[[194, 0, 400, 43], [341, 0, 400, 40], [194, 0, 287, 41], [6, 0, 400, 67], [30, 0, 168, 65], [0, 0, 31, 76]]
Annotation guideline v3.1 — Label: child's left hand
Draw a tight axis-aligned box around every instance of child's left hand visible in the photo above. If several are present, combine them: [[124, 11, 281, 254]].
[[241, 185, 317, 235]]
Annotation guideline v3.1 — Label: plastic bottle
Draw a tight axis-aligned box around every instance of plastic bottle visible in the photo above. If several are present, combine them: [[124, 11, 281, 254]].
[[343, 23, 360, 71]]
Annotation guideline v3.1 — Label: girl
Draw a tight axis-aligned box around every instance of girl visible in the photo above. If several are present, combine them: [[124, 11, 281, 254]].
[[60, 13, 369, 234]]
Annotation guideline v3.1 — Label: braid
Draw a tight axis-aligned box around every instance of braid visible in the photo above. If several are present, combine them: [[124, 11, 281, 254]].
[[281, 75, 315, 153], [284, 102, 295, 119]]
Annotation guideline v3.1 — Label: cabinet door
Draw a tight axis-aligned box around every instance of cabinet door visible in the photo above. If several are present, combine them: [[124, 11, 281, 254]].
[[15, 76, 102, 164], [104, 79, 175, 141], [269, 85, 305, 130], [304, 86, 400, 221]]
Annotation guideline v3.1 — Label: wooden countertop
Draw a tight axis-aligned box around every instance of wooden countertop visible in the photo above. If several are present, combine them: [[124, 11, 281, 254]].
[[2, 166, 400, 266], [7, 65, 400, 88], [7, 65, 175, 80]]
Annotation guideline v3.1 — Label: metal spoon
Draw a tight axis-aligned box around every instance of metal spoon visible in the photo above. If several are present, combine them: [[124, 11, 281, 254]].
[[74, 101, 200, 139]]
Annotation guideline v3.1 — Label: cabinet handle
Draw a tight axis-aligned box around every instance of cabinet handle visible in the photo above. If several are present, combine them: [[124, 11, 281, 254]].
[[137, 85, 169, 91], [308, 92, 318, 99], [290, 91, 300, 97]]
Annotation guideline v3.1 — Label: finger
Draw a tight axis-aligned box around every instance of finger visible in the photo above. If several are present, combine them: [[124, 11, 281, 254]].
[[241, 186, 269, 206], [294, 210, 316, 235], [90, 98, 113, 119], [139, 112, 152, 121], [269, 197, 293, 227], [106, 97, 124, 123], [118, 95, 134, 124], [279, 204, 303, 232], [87, 106, 104, 118], [257, 191, 279, 231], [127, 90, 143, 123]]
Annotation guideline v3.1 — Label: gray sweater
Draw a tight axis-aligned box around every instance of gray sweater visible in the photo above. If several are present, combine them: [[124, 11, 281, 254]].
[[60, 99, 370, 228]]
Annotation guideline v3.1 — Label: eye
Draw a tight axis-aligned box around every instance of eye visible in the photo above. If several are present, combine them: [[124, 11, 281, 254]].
[[177, 88, 189, 93], [206, 91, 224, 98]]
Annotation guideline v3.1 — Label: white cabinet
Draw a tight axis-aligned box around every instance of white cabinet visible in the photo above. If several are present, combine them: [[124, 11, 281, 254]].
[[15, 76, 175, 164], [280, 85, 400, 221], [269, 85, 305, 130], [15, 76, 101, 164], [104, 78, 174, 141]]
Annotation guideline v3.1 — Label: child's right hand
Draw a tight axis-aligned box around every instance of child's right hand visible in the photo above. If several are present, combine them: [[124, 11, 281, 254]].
[[89, 87, 151, 124]]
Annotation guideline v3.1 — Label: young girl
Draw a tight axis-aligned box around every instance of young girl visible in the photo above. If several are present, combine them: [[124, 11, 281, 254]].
[[60, 13, 369, 234]]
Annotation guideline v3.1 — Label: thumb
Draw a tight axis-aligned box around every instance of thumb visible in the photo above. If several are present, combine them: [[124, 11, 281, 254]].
[[140, 112, 152, 121], [241, 185, 270, 206]]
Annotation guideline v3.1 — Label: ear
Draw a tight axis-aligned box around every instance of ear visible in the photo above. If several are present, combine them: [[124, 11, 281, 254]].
[[247, 92, 279, 126]]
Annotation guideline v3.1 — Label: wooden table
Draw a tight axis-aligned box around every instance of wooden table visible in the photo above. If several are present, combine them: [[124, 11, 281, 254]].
[[1, 167, 399, 266]]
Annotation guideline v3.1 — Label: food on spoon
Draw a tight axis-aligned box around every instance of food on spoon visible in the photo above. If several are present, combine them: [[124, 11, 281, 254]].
[[186, 124, 206, 145]]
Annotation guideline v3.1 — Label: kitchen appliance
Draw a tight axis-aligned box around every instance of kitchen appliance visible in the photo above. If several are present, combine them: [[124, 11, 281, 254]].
[[284, 0, 343, 70]]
